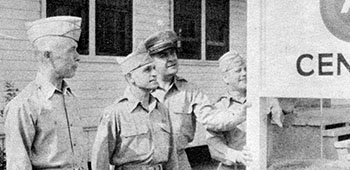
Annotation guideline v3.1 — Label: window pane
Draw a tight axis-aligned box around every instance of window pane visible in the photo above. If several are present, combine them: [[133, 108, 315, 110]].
[[206, 0, 229, 60], [47, 0, 89, 55], [174, 0, 201, 60], [96, 0, 132, 56]]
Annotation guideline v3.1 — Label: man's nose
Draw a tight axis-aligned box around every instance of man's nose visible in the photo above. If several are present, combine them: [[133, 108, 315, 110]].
[[151, 68, 158, 76], [241, 68, 247, 75], [74, 52, 80, 62], [167, 52, 177, 61]]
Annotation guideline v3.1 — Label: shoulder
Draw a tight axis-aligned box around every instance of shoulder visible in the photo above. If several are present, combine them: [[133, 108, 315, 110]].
[[175, 76, 200, 91], [213, 95, 230, 109], [5, 82, 41, 112], [216, 95, 229, 103], [103, 102, 123, 115], [4, 82, 42, 120], [101, 99, 129, 119]]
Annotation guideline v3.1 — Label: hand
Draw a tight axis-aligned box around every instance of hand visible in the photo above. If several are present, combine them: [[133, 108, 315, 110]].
[[225, 146, 253, 166], [269, 98, 284, 127]]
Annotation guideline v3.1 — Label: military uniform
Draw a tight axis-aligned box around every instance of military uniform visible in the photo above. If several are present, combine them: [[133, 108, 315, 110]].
[[207, 93, 247, 170], [144, 30, 244, 170], [4, 16, 86, 170], [92, 45, 176, 170], [5, 73, 87, 170], [91, 87, 174, 170], [152, 76, 244, 170]]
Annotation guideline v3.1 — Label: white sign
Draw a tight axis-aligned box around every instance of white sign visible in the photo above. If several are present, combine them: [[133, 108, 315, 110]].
[[261, 0, 350, 98]]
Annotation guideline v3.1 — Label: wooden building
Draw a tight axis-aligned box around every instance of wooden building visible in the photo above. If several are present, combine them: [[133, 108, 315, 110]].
[[0, 0, 247, 161]]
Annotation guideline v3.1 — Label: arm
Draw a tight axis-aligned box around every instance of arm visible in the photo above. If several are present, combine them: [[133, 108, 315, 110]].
[[91, 111, 117, 170], [207, 130, 233, 165], [192, 90, 247, 132], [5, 102, 36, 170], [207, 128, 248, 165]]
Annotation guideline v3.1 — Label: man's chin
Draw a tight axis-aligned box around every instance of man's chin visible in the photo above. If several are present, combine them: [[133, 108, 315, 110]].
[[167, 69, 178, 76], [148, 82, 159, 90]]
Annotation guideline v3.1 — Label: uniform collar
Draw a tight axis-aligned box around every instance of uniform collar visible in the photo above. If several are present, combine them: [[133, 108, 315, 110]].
[[156, 75, 187, 92], [225, 91, 246, 105], [119, 86, 158, 113], [173, 75, 187, 91], [35, 73, 72, 99]]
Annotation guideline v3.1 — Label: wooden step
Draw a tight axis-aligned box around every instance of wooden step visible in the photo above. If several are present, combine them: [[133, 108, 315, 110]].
[[334, 139, 350, 161], [322, 126, 350, 137]]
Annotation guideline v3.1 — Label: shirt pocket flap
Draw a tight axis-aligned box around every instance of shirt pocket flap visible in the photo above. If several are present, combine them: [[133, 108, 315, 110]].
[[171, 103, 192, 114], [120, 123, 149, 137]]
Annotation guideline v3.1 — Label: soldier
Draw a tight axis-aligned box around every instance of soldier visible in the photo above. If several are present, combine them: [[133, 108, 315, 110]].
[[142, 30, 249, 170], [91, 45, 175, 170], [207, 51, 285, 170], [206, 51, 251, 170], [4, 16, 87, 169]]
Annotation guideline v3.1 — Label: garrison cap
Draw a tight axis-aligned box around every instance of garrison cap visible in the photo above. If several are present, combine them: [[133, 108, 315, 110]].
[[144, 30, 178, 55], [218, 51, 246, 73], [118, 43, 154, 75], [25, 16, 82, 44]]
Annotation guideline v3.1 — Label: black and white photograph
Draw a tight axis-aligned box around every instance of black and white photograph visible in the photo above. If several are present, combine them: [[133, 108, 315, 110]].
[[1, 0, 350, 170]]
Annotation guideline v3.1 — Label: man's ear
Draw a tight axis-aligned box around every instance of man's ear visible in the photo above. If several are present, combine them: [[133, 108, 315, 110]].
[[125, 73, 135, 84], [43, 51, 52, 59], [222, 73, 229, 85]]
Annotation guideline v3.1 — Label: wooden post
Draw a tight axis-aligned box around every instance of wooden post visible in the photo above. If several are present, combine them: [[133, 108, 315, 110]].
[[246, 0, 267, 170]]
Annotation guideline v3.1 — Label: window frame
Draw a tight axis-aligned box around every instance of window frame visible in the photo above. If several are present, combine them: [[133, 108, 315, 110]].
[[172, 0, 231, 62], [41, 0, 132, 63], [41, 0, 231, 64]]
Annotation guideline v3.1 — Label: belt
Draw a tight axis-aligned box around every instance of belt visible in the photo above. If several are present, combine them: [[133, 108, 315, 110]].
[[219, 162, 245, 170], [38, 166, 85, 170], [116, 164, 163, 170]]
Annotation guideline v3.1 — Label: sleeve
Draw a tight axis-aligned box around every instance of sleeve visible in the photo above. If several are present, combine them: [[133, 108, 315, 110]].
[[207, 128, 246, 165], [91, 110, 117, 170], [206, 130, 231, 163], [191, 90, 246, 132], [4, 101, 36, 170]]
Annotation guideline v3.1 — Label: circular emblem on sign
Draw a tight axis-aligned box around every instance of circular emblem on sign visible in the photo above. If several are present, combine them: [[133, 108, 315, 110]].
[[320, 0, 350, 42]]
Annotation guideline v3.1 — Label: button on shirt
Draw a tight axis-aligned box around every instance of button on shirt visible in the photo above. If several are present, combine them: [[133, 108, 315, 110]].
[[206, 93, 246, 165], [4, 73, 87, 170], [91, 87, 174, 170], [151, 76, 247, 170]]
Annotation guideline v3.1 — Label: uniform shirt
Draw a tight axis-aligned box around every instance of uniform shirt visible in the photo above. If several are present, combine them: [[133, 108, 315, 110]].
[[91, 87, 174, 170], [4, 73, 87, 170], [206, 93, 246, 165], [151, 76, 246, 170]]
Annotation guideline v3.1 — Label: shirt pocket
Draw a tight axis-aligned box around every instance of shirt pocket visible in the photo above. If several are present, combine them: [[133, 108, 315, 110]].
[[119, 122, 151, 160], [170, 102, 196, 146], [120, 122, 149, 137]]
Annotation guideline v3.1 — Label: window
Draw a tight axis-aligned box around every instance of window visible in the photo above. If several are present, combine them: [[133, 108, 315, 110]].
[[47, 0, 89, 55], [47, 0, 132, 56], [174, 0, 201, 60], [96, 0, 132, 56], [174, 0, 229, 60]]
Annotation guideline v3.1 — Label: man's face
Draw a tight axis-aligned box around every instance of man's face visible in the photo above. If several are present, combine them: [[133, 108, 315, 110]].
[[152, 48, 179, 78], [223, 57, 247, 91], [130, 63, 159, 90], [50, 38, 80, 79]]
